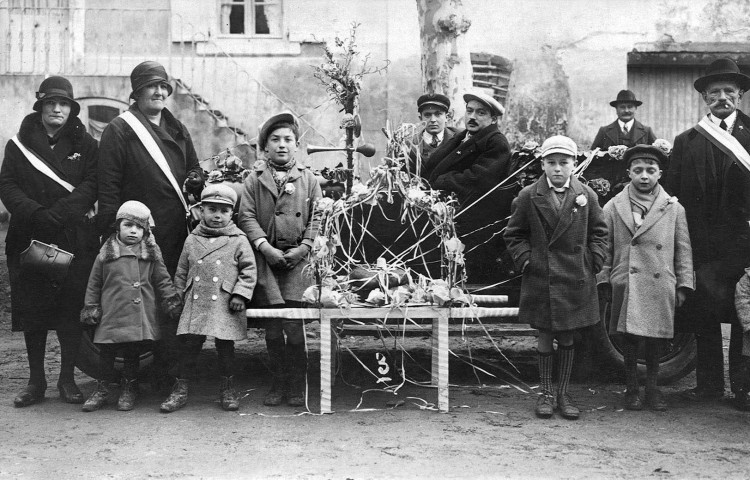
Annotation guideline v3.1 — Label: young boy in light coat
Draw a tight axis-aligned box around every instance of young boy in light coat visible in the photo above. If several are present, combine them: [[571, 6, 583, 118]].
[[160, 184, 257, 413], [598, 145, 693, 412], [505, 135, 608, 420]]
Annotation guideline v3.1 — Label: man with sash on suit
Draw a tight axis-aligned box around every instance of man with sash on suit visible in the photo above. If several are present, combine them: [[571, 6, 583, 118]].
[[98, 61, 205, 393], [591, 90, 657, 150], [666, 58, 750, 410], [423, 91, 512, 283]]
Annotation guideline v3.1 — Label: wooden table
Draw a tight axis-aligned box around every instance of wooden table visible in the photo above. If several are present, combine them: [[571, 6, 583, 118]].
[[246, 304, 518, 414]]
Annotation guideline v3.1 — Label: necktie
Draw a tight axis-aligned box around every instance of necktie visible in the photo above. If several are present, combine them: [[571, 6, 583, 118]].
[[622, 125, 629, 135], [430, 134, 439, 148], [720, 120, 728, 131]]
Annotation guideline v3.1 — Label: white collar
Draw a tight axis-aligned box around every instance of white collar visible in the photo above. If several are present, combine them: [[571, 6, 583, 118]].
[[618, 119, 635, 131], [709, 111, 737, 130], [422, 130, 444, 144], [546, 176, 571, 191]]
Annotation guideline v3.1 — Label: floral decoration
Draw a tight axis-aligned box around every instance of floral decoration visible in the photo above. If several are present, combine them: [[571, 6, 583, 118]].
[[652, 138, 673, 156], [284, 183, 296, 195]]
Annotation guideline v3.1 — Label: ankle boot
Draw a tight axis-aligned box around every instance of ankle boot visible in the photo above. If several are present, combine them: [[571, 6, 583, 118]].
[[16, 331, 48, 407], [286, 343, 307, 408], [220, 376, 240, 411], [82, 380, 110, 412], [623, 337, 643, 410], [263, 338, 286, 406], [117, 378, 138, 411], [160, 378, 188, 413]]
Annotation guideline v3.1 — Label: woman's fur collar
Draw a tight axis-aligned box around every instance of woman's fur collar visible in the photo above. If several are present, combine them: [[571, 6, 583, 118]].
[[18, 112, 86, 154], [99, 233, 163, 262]]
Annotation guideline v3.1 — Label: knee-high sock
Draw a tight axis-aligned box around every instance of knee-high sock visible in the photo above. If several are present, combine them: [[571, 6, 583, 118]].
[[556, 344, 575, 395], [215, 339, 235, 378], [538, 350, 554, 394]]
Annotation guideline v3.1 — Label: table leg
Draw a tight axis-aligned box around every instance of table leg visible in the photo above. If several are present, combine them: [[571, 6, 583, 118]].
[[433, 309, 449, 413], [320, 313, 332, 414]]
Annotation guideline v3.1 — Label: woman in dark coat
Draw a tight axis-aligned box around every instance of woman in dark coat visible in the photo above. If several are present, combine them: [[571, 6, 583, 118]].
[[0, 76, 99, 407]]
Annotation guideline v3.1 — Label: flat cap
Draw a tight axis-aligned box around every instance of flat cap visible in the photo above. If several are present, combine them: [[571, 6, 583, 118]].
[[540, 135, 577, 158], [463, 90, 505, 117]]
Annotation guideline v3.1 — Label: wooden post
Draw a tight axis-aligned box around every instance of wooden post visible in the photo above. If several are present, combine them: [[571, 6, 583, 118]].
[[319, 312, 332, 414], [433, 308, 450, 413]]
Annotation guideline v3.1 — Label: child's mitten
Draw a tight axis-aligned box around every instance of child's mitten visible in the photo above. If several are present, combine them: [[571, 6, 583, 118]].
[[80, 304, 102, 325], [163, 294, 183, 322]]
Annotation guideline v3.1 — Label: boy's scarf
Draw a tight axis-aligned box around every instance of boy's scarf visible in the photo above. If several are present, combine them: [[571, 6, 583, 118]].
[[266, 158, 296, 192], [193, 222, 244, 238], [628, 183, 660, 228]]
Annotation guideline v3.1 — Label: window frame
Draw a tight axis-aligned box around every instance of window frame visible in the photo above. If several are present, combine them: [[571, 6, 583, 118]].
[[217, 0, 284, 39]]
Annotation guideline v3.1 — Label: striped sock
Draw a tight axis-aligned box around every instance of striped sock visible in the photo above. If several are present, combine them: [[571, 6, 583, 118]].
[[557, 344, 575, 396], [538, 350, 554, 394]]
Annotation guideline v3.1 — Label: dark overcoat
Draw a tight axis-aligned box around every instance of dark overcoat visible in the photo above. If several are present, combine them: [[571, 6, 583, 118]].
[[238, 161, 322, 304], [407, 126, 456, 176], [0, 113, 99, 332], [665, 110, 750, 327], [97, 104, 203, 275], [591, 120, 657, 150], [504, 175, 608, 332]]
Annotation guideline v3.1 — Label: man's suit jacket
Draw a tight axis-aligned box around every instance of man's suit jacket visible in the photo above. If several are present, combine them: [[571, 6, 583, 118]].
[[408, 127, 456, 176], [591, 120, 657, 150]]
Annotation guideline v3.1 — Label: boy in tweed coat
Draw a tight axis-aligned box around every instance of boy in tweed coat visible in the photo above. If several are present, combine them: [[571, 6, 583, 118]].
[[505, 136, 608, 420], [160, 184, 256, 413], [599, 145, 693, 412]]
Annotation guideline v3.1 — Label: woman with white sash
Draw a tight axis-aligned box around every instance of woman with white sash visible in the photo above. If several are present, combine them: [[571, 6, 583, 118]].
[[0, 76, 99, 407]]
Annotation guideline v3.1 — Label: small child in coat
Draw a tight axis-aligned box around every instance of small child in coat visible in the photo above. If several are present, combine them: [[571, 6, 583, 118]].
[[238, 112, 322, 408], [599, 145, 693, 411], [80, 201, 181, 412], [160, 184, 257, 413], [504, 135, 608, 420], [731, 266, 750, 410]]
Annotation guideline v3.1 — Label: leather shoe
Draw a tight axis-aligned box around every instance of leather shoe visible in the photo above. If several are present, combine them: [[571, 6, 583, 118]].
[[646, 388, 668, 412], [557, 392, 580, 420], [58, 382, 84, 404], [13, 383, 46, 407], [732, 390, 750, 411], [534, 390, 555, 418], [679, 386, 723, 401], [624, 389, 643, 411]]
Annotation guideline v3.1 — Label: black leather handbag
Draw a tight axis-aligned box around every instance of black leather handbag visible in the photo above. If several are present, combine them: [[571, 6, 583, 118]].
[[19, 240, 74, 280]]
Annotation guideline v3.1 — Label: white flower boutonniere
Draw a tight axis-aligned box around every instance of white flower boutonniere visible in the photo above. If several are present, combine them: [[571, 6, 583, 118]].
[[284, 183, 296, 195], [575, 194, 587, 207], [67, 152, 81, 162]]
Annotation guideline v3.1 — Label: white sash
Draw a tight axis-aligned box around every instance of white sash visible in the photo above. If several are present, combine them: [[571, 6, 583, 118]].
[[11, 135, 96, 218], [119, 111, 190, 213], [696, 116, 750, 174]]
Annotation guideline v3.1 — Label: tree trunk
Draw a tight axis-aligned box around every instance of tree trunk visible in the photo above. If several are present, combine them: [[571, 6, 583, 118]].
[[416, 0, 473, 126]]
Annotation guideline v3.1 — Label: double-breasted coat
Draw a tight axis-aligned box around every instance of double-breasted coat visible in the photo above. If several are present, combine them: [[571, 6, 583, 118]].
[[84, 234, 177, 344], [0, 113, 99, 332], [599, 185, 694, 338], [238, 161, 322, 304], [591, 120, 657, 150], [504, 175, 608, 332], [98, 104, 204, 275], [175, 224, 257, 340]]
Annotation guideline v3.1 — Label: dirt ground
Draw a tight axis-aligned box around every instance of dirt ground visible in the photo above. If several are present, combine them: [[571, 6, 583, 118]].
[[1, 223, 749, 480]]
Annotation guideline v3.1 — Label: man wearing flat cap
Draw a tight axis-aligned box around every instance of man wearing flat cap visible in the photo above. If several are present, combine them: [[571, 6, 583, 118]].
[[423, 90, 512, 283], [591, 90, 657, 150], [98, 60, 205, 392], [666, 57, 750, 410], [408, 93, 456, 176]]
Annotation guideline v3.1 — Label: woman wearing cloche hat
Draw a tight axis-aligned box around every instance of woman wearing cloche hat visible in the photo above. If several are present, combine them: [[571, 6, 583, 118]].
[[0, 75, 99, 407]]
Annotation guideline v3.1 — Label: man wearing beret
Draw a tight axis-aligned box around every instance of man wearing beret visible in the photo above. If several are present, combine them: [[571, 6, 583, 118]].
[[408, 93, 456, 176], [666, 57, 750, 410], [423, 90, 512, 283], [98, 60, 205, 391], [591, 90, 657, 150]]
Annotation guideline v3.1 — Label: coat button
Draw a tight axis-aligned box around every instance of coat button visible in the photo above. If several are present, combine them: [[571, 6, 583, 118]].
[[216, 260, 221, 265], [631, 239, 638, 246], [195, 276, 200, 281], [211, 295, 218, 301], [197, 259, 203, 264], [213, 276, 219, 282], [630, 267, 638, 274], [656, 244, 663, 250], [133, 282, 140, 288], [133, 297, 141, 304], [275, 211, 282, 216], [296, 212, 302, 217], [654, 273, 660, 278], [193, 294, 199, 300]]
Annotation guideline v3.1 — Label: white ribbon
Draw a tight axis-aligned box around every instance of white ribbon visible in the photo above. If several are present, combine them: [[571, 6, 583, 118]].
[[696, 116, 750, 174]]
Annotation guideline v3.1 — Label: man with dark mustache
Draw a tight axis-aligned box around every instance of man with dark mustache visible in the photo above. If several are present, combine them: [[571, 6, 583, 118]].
[[423, 91, 511, 283], [591, 90, 656, 150], [666, 57, 750, 410]]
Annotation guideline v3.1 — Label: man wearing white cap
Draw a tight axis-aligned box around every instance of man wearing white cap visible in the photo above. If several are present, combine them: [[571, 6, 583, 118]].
[[423, 90, 512, 283]]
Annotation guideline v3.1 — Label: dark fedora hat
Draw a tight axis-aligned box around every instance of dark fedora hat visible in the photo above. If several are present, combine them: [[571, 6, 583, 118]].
[[609, 90, 642, 107], [694, 57, 750, 92], [417, 93, 450, 112], [33, 76, 81, 117]]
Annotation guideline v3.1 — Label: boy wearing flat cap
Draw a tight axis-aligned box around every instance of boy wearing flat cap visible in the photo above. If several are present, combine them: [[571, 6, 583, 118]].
[[591, 90, 657, 150], [599, 145, 693, 412], [408, 93, 456, 175], [160, 183, 257, 413], [505, 135, 607, 420]]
